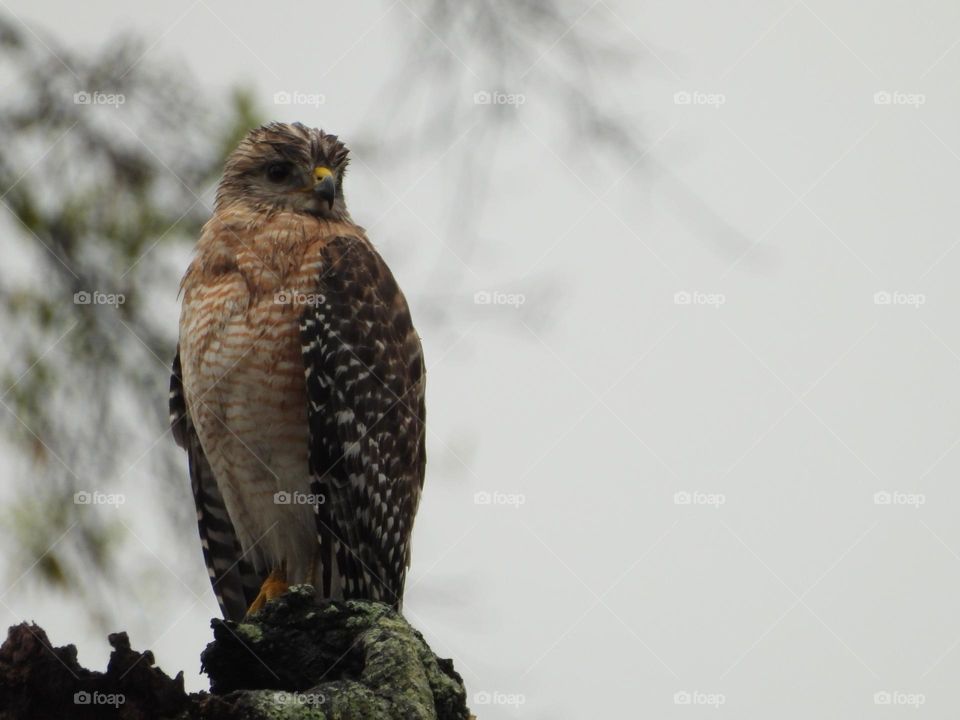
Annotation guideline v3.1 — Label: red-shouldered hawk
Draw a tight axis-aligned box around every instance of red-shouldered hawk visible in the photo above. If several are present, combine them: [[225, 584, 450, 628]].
[[169, 123, 426, 620]]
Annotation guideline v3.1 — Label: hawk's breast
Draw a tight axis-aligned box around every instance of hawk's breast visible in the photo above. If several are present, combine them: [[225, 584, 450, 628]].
[[178, 211, 358, 582]]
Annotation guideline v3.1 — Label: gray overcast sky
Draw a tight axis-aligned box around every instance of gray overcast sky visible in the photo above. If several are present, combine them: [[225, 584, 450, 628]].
[[4, 1, 960, 717]]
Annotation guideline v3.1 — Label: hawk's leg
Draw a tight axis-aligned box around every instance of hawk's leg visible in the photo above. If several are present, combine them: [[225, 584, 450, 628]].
[[245, 567, 290, 617]]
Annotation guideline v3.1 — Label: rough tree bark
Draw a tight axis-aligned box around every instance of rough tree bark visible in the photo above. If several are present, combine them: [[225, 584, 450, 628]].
[[0, 585, 472, 719]]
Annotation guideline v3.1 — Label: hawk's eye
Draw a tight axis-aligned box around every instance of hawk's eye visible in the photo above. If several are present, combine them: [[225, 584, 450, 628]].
[[265, 162, 293, 183]]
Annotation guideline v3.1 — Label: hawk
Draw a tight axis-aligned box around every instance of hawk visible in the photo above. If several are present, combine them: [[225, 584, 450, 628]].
[[169, 122, 426, 621]]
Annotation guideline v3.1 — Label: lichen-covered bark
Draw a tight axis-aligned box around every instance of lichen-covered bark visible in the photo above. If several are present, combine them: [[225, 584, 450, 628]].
[[0, 585, 471, 720], [201, 585, 470, 720]]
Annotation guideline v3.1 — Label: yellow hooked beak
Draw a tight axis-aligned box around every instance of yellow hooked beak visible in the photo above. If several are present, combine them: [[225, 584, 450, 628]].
[[312, 166, 335, 206]]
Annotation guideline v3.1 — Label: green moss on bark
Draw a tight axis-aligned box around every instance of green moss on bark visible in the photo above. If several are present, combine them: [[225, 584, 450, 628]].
[[200, 585, 470, 720]]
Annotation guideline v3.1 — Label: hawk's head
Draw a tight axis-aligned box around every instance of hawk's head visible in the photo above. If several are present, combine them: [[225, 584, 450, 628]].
[[215, 122, 351, 221]]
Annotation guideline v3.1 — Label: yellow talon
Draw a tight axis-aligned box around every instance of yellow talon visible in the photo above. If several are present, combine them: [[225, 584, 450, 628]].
[[245, 567, 290, 617]]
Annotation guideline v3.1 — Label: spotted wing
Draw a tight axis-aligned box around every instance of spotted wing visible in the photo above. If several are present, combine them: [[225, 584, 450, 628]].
[[299, 236, 426, 608]]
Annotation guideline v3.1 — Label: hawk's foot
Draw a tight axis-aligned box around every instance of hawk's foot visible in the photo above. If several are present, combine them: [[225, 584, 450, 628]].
[[245, 568, 289, 617]]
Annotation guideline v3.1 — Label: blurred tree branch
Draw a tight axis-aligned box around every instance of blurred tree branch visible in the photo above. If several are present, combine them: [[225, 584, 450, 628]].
[[0, 15, 259, 626]]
